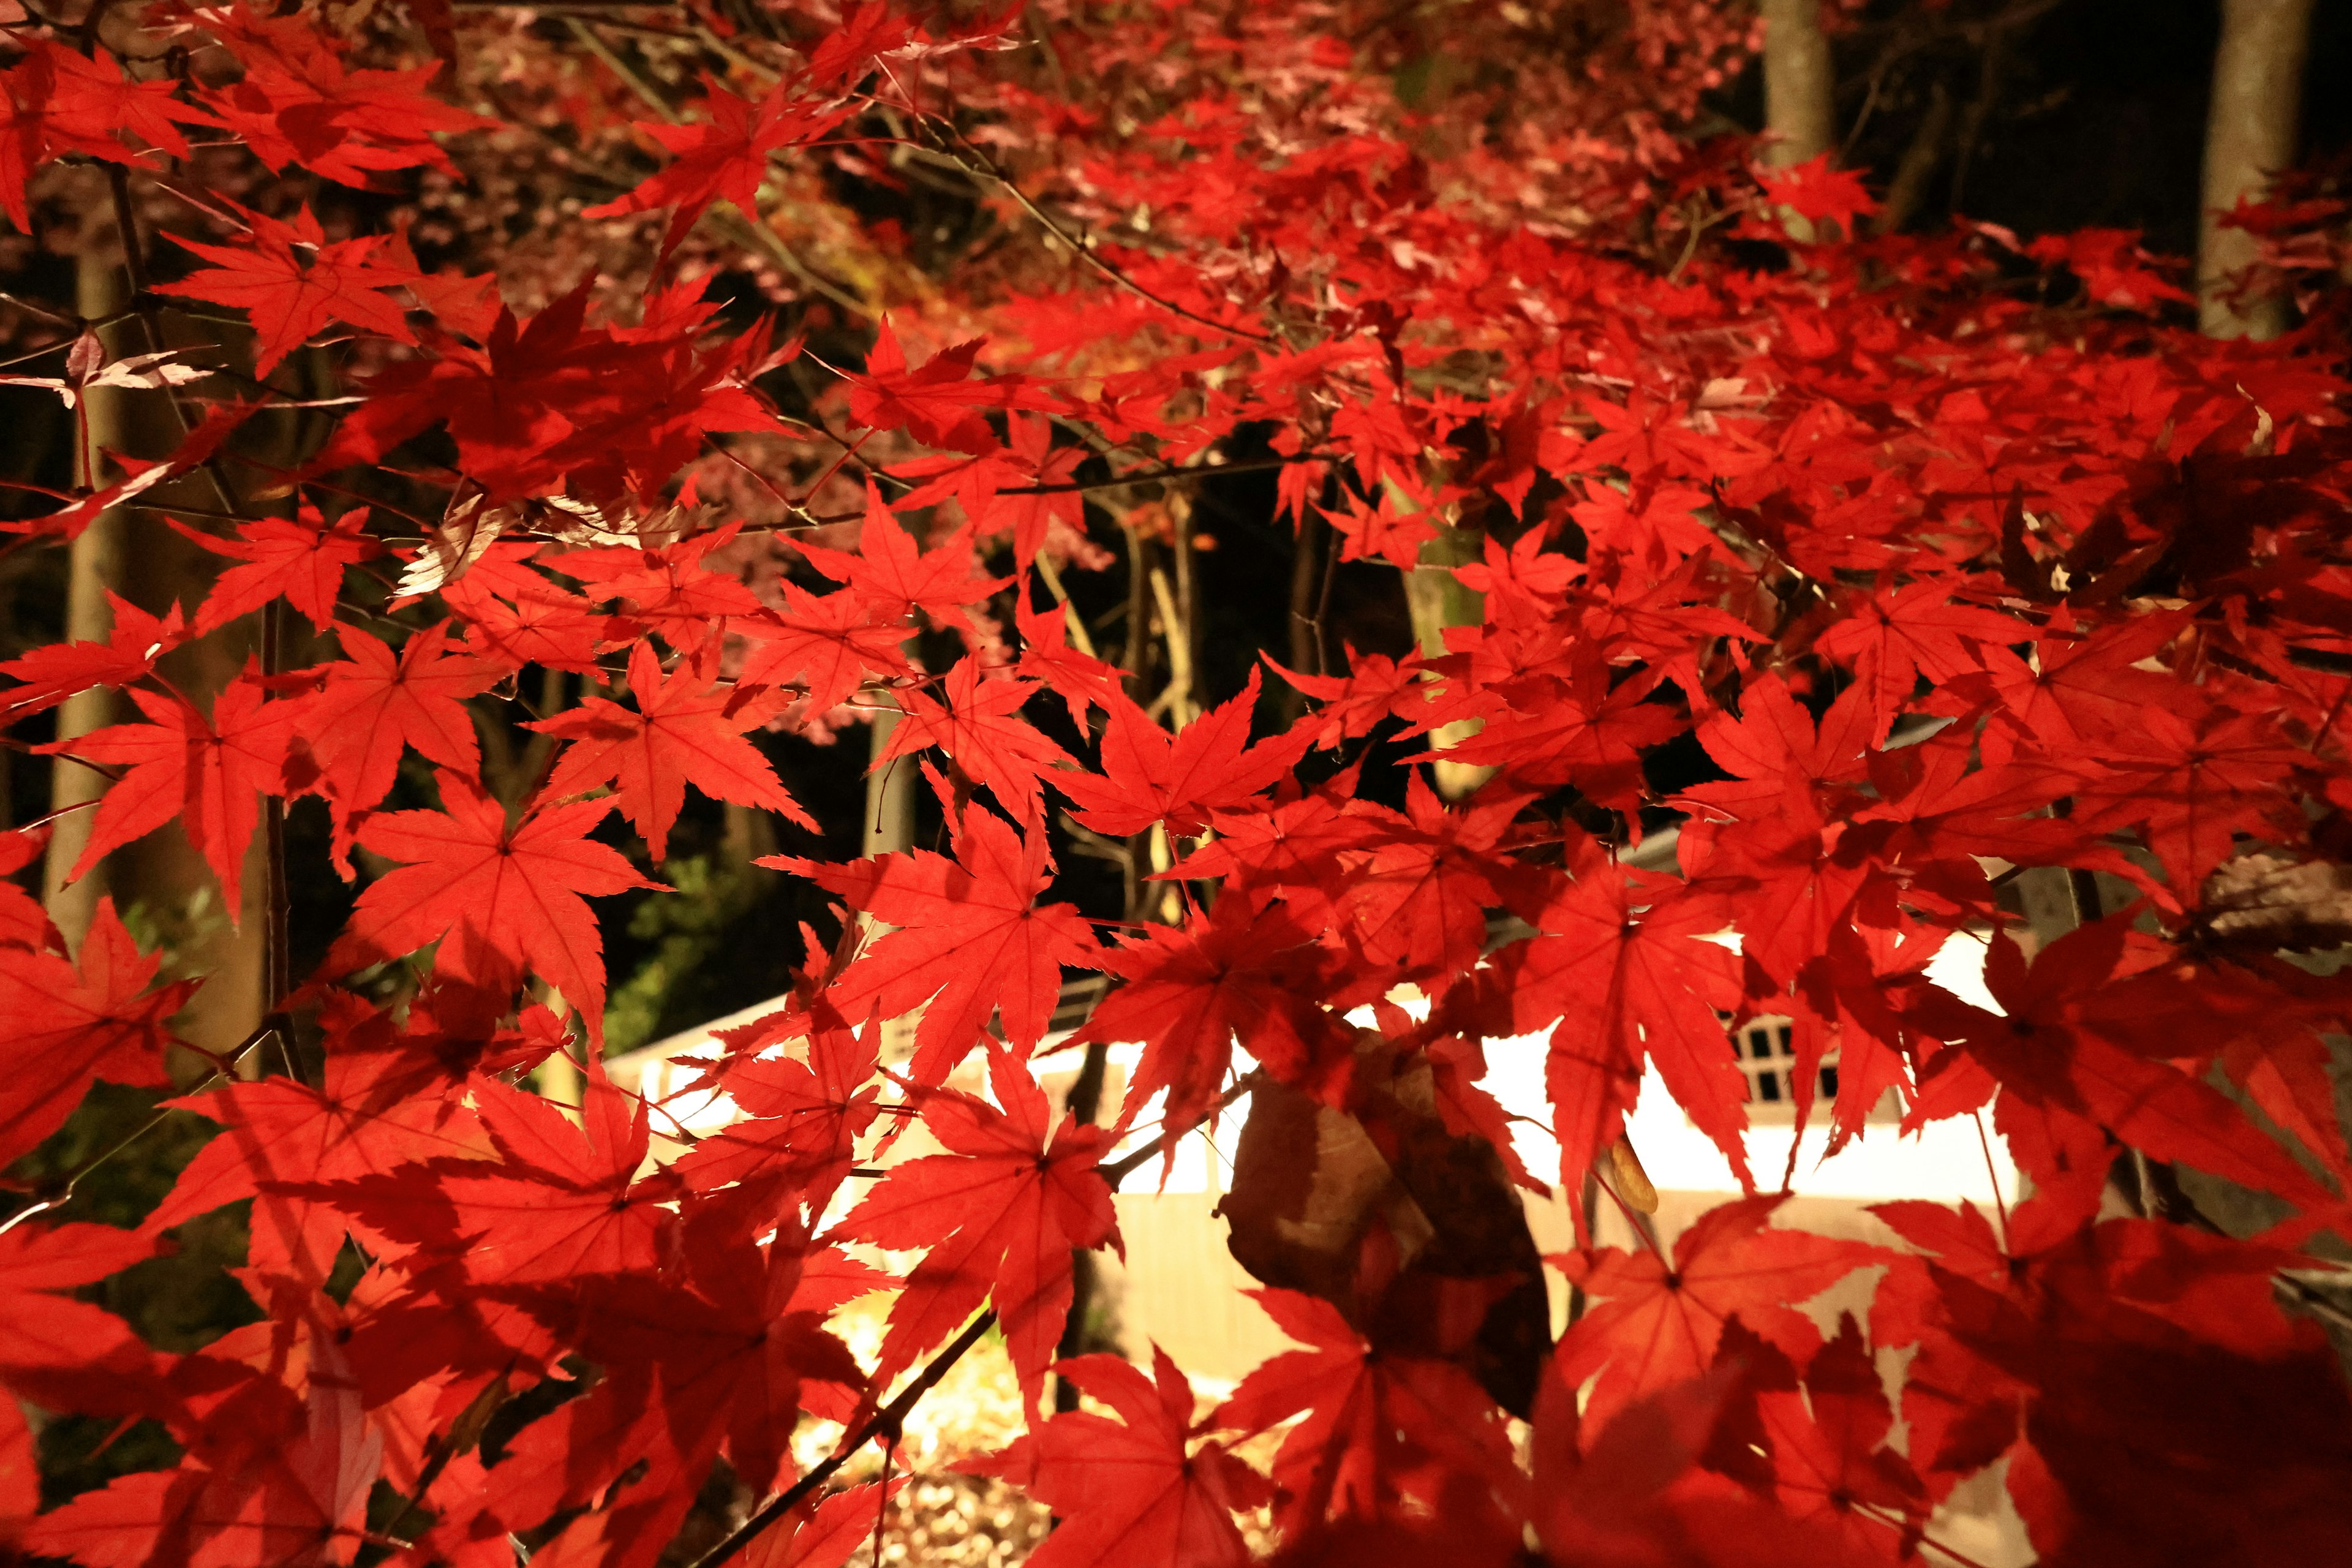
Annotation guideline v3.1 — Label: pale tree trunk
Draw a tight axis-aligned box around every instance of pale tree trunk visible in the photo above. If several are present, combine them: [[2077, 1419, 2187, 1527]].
[[43, 254, 133, 947], [862, 699, 917, 861], [863, 635, 920, 1062], [2200, 0, 2315, 339], [1395, 481, 1492, 801], [1759, 0, 1834, 170], [1759, 0, 1836, 241], [1759, 0, 1825, 165], [52, 222, 267, 1063], [124, 516, 267, 1065]]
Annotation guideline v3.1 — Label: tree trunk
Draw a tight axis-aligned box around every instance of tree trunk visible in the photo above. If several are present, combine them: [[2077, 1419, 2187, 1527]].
[[1758, 0, 1836, 239], [1398, 494, 1491, 801], [2199, 0, 2315, 339], [51, 230, 273, 1070], [1875, 80, 1953, 236], [43, 255, 134, 947], [863, 681, 917, 862], [1759, 0, 1833, 166], [864, 639, 919, 1062]]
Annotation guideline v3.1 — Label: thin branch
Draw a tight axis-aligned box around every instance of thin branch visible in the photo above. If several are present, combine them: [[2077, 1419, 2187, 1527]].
[[907, 115, 1278, 347], [1098, 1071, 1264, 1188], [1031, 551, 1098, 660], [0, 1016, 285, 1237], [565, 17, 684, 123], [565, 18, 870, 317], [685, 1308, 998, 1568]]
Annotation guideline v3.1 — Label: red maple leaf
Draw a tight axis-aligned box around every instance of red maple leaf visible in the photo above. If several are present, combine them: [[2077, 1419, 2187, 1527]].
[[0, 1219, 163, 1421], [735, 578, 914, 717], [1079, 894, 1351, 1141], [437, 1068, 682, 1285], [838, 1050, 1117, 1406], [1057, 667, 1313, 839], [1013, 598, 1126, 729], [978, 1346, 1264, 1567], [0, 592, 186, 723], [584, 80, 854, 254], [172, 508, 383, 636], [0, 40, 213, 230], [1811, 582, 2018, 744], [1555, 1195, 1886, 1428], [156, 203, 422, 377], [310, 289, 701, 505], [804, 3, 921, 88], [530, 640, 812, 862], [2026, 228, 2194, 310], [2067, 704, 2310, 892], [1322, 484, 1439, 570], [1678, 676, 1872, 826], [323, 772, 658, 1049], [838, 321, 1048, 453], [520, 1202, 865, 1512], [288, 622, 502, 826], [194, 8, 489, 183], [1212, 1289, 1518, 1540], [1868, 1202, 2352, 1555], [1332, 772, 1532, 990], [40, 669, 303, 916], [740, 1478, 906, 1568], [1268, 646, 1439, 748], [0, 827, 59, 953], [771, 809, 1098, 1085], [1529, 1360, 1879, 1568], [23, 1321, 383, 1568], [434, 542, 609, 674], [673, 1014, 882, 1210], [559, 525, 767, 647], [1724, 1316, 1930, 1555], [1757, 153, 1880, 235], [143, 1041, 484, 1286], [1439, 647, 1686, 817], [1481, 856, 1751, 1197], [1909, 921, 2337, 1210], [0, 899, 197, 1170], [876, 660, 1074, 826], [969, 411, 1088, 563], [0, 1398, 26, 1548], [794, 484, 1011, 632]]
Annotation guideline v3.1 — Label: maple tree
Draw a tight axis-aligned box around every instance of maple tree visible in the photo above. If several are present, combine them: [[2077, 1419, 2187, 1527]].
[[4, 2, 2352, 1566]]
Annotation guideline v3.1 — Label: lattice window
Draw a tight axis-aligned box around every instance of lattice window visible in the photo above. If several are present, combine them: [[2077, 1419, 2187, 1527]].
[[1728, 1015, 1899, 1125]]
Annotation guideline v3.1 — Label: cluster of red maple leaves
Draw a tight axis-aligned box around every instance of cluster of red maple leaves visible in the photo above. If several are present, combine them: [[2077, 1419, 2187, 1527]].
[[4, 1, 2352, 1566]]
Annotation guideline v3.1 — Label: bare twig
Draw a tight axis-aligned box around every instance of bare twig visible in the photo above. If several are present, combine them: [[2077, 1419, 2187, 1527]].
[[565, 18, 870, 317], [1098, 1071, 1264, 1188], [0, 1015, 286, 1237], [908, 115, 1278, 347], [685, 1308, 999, 1568]]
